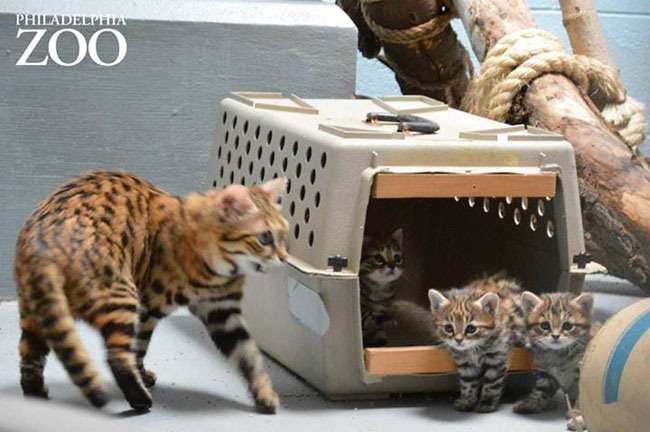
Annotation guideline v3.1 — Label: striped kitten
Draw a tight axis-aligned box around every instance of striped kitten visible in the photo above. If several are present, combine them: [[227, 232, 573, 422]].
[[428, 273, 524, 413], [360, 228, 403, 347], [515, 292, 593, 420], [14, 170, 288, 412]]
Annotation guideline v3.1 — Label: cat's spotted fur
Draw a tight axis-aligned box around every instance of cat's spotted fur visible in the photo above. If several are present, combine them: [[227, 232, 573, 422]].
[[14, 170, 288, 412], [515, 291, 593, 421], [428, 273, 525, 413], [359, 229, 403, 347]]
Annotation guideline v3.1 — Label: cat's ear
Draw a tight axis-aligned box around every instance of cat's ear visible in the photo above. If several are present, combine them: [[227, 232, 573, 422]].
[[571, 293, 594, 315], [521, 291, 543, 313], [475, 293, 499, 317], [391, 228, 403, 248], [219, 185, 252, 222], [428, 289, 449, 313], [259, 177, 286, 203]]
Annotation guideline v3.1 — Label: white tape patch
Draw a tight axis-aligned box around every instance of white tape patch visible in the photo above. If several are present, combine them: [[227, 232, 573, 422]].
[[287, 277, 330, 337]]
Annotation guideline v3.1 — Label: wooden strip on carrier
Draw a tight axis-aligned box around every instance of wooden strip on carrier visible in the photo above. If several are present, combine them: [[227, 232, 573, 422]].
[[371, 173, 557, 198], [364, 346, 534, 375]]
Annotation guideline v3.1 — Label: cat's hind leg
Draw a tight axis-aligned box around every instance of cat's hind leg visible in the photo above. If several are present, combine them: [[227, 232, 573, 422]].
[[18, 306, 50, 399], [135, 313, 160, 387], [88, 280, 152, 411], [513, 371, 559, 414]]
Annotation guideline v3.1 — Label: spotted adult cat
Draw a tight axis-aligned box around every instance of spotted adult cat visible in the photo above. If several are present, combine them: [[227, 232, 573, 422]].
[[515, 291, 594, 427], [428, 273, 525, 412], [359, 228, 403, 347], [14, 170, 288, 413]]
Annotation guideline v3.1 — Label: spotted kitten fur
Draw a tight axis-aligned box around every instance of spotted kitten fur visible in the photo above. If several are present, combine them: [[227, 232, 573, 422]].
[[428, 273, 525, 413], [515, 291, 593, 422], [360, 228, 403, 347], [14, 170, 288, 412]]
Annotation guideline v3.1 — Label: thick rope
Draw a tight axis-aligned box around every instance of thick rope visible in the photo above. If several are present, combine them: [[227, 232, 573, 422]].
[[465, 29, 645, 152]]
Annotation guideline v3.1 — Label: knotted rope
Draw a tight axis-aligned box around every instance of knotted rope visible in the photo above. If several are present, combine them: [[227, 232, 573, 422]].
[[463, 28, 646, 153]]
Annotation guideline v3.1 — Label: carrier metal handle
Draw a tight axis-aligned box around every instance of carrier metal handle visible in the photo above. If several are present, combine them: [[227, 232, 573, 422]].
[[365, 112, 440, 134]]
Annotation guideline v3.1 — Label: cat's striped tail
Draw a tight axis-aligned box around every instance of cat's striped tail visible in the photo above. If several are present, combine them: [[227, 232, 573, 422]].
[[23, 264, 107, 407]]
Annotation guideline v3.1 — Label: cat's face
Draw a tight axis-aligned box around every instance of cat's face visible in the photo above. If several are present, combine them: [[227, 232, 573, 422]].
[[360, 228, 403, 284], [428, 289, 500, 352], [521, 292, 592, 351], [194, 177, 289, 275]]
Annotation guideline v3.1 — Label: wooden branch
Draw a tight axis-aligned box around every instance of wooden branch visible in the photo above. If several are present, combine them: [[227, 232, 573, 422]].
[[559, 0, 614, 67], [451, 0, 650, 293]]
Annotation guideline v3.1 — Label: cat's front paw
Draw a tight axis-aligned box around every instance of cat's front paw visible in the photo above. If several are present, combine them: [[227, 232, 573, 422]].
[[453, 397, 476, 412], [475, 401, 499, 413], [254, 387, 279, 414], [141, 369, 157, 388], [513, 398, 545, 414]]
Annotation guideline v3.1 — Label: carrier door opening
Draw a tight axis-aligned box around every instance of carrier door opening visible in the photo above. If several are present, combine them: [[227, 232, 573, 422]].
[[361, 172, 560, 376]]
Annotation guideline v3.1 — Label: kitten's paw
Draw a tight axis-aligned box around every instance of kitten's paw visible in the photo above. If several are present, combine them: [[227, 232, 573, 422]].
[[87, 388, 109, 408], [141, 369, 157, 388], [566, 414, 584, 431], [254, 387, 279, 414], [475, 401, 499, 413], [513, 398, 545, 414], [453, 398, 476, 412], [21, 378, 49, 400]]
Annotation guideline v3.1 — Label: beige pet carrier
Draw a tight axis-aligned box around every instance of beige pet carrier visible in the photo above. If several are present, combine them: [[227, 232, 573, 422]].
[[208, 92, 594, 398]]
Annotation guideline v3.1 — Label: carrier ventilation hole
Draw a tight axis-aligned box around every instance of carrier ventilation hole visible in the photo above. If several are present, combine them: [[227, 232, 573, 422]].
[[282, 157, 288, 172], [237, 156, 242, 169], [229, 172, 234, 183], [248, 161, 254, 175], [513, 208, 522, 225], [321, 152, 327, 168], [232, 116, 237, 129], [310, 169, 316, 185], [245, 140, 251, 154], [280, 136, 286, 150], [235, 136, 240, 149], [505, 196, 512, 204], [468, 197, 475, 207], [308, 231, 314, 247], [222, 111, 227, 124], [255, 126, 261, 139], [267, 131, 273, 145], [482, 198, 490, 213], [225, 131, 229, 144], [227, 151, 232, 164], [546, 221, 555, 238], [315, 192, 321, 207], [498, 202, 505, 218], [296, 163, 302, 178], [260, 167, 265, 181], [521, 197, 529, 211], [257, 146, 263, 160], [243, 121, 249, 134], [212, 180, 217, 187], [217, 146, 222, 158], [286, 179, 292, 193], [270, 151, 276, 165], [219, 167, 224, 178], [294, 224, 300, 239], [304, 208, 310, 223], [292, 141, 299, 156], [241, 176, 245, 185], [530, 214, 538, 231], [537, 199, 545, 216], [289, 201, 295, 216], [300, 185, 306, 201], [306, 147, 312, 162]]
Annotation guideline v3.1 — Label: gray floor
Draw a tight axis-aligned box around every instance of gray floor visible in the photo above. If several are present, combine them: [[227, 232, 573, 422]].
[[0, 282, 642, 431]]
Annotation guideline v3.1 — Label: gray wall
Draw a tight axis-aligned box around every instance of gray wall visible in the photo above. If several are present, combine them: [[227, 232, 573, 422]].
[[356, 0, 650, 154], [0, 0, 357, 298]]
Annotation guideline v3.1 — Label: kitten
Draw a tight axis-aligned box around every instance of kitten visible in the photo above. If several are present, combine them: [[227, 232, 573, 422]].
[[428, 273, 524, 413], [359, 228, 403, 347], [14, 170, 288, 413], [515, 291, 593, 425]]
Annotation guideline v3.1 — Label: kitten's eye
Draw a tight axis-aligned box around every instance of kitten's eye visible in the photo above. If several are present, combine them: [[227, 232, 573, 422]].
[[443, 324, 454, 334], [540, 321, 551, 331], [393, 253, 402, 264], [562, 322, 574, 331], [374, 254, 385, 264], [256, 231, 273, 246], [465, 324, 477, 334]]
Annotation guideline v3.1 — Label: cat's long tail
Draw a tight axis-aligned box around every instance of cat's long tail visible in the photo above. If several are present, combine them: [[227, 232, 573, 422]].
[[30, 264, 108, 407]]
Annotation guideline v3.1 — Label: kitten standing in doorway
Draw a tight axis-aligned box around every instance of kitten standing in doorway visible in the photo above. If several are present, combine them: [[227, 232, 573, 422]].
[[360, 228, 403, 347]]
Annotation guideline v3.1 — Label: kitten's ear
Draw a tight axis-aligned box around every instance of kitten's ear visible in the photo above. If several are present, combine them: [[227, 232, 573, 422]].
[[219, 185, 252, 222], [476, 293, 499, 317], [428, 289, 449, 313], [521, 291, 543, 313], [571, 293, 594, 315], [391, 228, 403, 247], [259, 177, 286, 203]]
